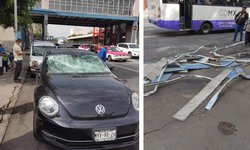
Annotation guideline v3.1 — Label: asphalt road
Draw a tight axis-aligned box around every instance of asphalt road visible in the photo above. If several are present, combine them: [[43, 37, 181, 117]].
[[1, 59, 139, 150], [144, 20, 236, 63], [144, 19, 250, 150]]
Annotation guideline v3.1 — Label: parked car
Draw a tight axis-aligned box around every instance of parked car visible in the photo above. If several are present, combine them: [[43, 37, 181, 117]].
[[106, 46, 129, 61], [78, 44, 91, 51], [117, 43, 139, 58], [33, 49, 139, 149], [29, 41, 55, 76]]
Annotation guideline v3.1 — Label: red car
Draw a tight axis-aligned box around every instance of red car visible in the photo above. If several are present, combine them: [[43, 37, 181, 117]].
[[105, 46, 129, 61]]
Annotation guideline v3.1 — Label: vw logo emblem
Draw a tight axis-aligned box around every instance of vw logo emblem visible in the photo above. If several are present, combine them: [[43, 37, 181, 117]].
[[95, 104, 105, 115]]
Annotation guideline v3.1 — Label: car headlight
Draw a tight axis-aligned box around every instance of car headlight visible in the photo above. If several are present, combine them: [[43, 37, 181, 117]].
[[31, 60, 38, 68], [132, 92, 139, 111], [38, 96, 59, 118]]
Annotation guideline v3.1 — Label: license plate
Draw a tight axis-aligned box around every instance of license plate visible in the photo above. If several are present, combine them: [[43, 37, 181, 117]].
[[93, 128, 116, 142]]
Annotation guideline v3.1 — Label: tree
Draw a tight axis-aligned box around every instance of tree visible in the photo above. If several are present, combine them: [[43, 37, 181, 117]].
[[0, 0, 39, 29]]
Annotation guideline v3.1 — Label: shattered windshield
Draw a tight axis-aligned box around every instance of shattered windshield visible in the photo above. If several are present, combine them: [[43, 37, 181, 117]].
[[128, 44, 139, 49], [32, 46, 55, 56], [47, 54, 110, 74]]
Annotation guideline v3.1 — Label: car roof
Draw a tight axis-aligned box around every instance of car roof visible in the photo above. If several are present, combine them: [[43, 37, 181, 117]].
[[46, 48, 95, 55], [33, 41, 55, 47]]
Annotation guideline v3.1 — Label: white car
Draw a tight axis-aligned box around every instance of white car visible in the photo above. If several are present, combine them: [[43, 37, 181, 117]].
[[117, 43, 139, 58], [29, 41, 55, 76], [78, 44, 90, 51]]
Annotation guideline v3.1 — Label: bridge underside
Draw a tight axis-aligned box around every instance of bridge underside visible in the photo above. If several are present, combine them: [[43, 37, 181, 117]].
[[31, 9, 137, 27]]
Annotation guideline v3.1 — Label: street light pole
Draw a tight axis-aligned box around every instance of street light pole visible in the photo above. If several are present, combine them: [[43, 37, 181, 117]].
[[14, 0, 18, 36]]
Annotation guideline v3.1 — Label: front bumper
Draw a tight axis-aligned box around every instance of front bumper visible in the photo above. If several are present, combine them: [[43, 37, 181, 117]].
[[112, 56, 129, 61], [34, 111, 139, 149], [132, 52, 139, 57], [41, 130, 138, 150]]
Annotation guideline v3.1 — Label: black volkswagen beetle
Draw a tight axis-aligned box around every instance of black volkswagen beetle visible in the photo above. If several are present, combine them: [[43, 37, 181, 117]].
[[33, 49, 139, 149]]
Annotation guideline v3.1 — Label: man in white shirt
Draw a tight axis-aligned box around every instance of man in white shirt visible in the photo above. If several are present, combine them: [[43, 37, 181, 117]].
[[13, 39, 23, 83]]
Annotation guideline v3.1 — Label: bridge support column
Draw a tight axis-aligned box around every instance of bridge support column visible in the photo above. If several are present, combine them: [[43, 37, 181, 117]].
[[131, 21, 138, 43], [42, 15, 48, 40], [104, 27, 107, 45], [110, 25, 113, 45], [116, 24, 121, 44]]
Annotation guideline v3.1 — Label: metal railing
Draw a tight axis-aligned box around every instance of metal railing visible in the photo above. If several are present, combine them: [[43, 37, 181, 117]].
[[43, 0, 134, 16]]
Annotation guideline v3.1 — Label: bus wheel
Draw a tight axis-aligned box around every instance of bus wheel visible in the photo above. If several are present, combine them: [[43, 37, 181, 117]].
[[200, 22, 211, 34]]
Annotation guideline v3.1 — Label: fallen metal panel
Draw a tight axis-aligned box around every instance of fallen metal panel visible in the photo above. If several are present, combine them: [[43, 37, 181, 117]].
[[144, 74, 212, 87], [205, 74, 239, 110], [181, 63, 210, 70], [219, 61, 238, 67], [227, 67, 243, 78], [144, 57, 172, 80], [152, 73, 173, 83], [164, 67, 186, 73], [172, 69, 231, 121], [193, 59, 236, 67]]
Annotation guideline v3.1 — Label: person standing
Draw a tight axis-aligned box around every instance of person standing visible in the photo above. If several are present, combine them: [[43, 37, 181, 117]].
[[13, 39, 23, 83], [244, 17, 250, 45], [233, 5, 249, 42], [0, 43, 4, 75], [97, 43, 107, 62]]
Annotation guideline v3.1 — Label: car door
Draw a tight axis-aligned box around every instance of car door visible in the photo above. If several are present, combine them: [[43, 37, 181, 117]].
[[118, 44, 126, 52]]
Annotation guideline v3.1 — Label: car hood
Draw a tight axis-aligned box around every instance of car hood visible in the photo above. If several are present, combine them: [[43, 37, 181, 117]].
[[45, 74, 130, 120]]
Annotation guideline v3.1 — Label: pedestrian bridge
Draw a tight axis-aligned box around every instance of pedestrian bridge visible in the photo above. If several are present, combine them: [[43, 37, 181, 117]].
[[31, 0, 138, 26], [31, 0, 139, 42]]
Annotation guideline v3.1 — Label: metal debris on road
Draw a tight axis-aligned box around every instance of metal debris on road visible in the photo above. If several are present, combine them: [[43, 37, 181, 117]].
[[144, 42, 250, 121]]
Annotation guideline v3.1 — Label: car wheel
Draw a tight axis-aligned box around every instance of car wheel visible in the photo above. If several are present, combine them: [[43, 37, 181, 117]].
[[128, 52, 132, 59], [200, 22, 212, 34], [108, 55, 112, 62]]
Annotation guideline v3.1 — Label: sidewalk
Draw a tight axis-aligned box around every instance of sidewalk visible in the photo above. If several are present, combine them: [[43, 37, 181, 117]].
[[0, 55, 28, 143]]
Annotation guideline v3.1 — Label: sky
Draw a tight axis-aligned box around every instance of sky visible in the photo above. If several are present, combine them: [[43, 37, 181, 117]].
[[48, 24, 92, 38]]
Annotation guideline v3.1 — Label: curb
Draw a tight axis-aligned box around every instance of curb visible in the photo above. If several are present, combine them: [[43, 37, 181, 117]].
[[0, 70, 27, 144]]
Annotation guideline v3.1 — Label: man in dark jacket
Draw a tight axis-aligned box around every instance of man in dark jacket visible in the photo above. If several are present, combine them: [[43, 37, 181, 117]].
[[233, 5, 249, 41]]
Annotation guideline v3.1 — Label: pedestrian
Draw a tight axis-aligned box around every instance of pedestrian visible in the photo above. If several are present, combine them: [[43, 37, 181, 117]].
[[233, 5, 249, 42], [244, 17, 250, 45], [89, 45, 97, 53], [2, 52, 9, 72], [8, 51, 14, 69], [0, 43, 4, 75], [13, 39, 23, 83], [97, 43, 107, 62]]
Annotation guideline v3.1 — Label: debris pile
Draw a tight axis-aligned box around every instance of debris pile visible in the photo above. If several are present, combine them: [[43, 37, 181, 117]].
[[144, 42, 250, 121]]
